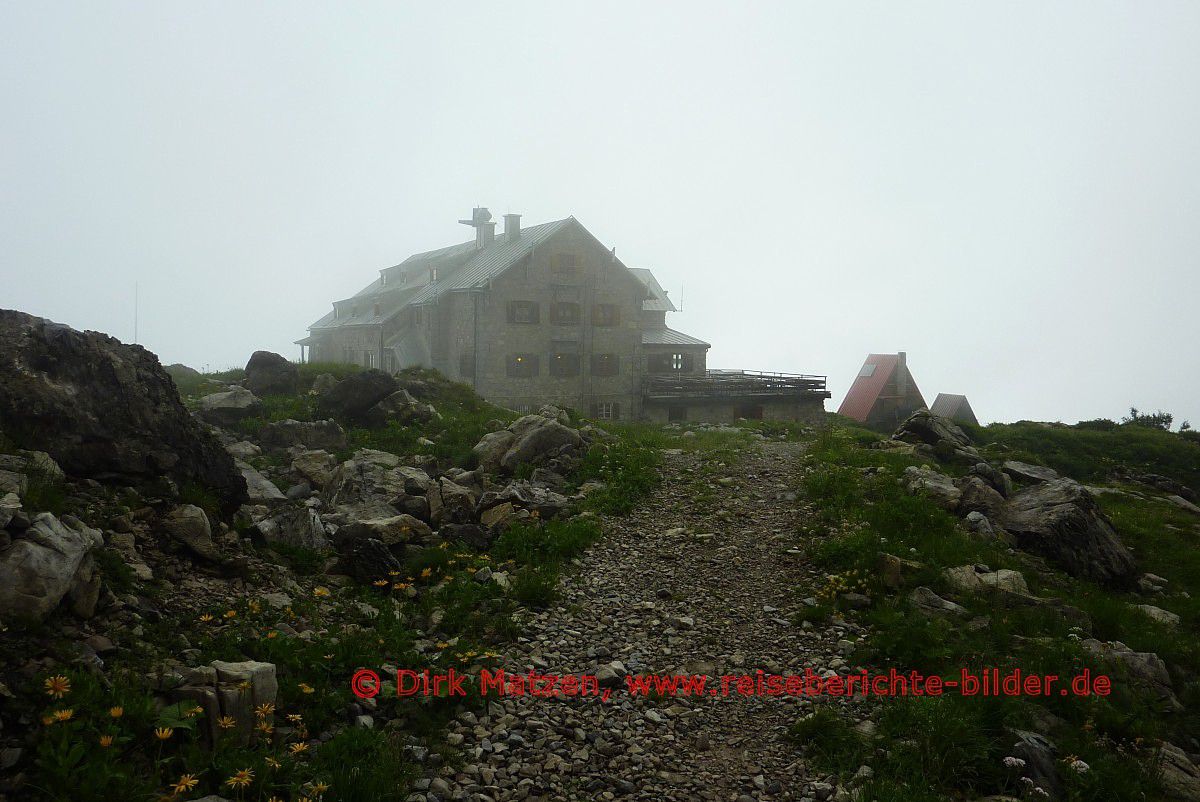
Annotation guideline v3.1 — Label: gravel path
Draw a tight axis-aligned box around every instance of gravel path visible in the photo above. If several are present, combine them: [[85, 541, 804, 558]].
[[416, 441, 871, 802]]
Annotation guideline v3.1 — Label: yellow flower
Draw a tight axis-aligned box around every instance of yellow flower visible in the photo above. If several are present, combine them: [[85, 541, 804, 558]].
[[248, 600, 262, 614], [373, 579, 389, 587], [443, 575, 454, 581], [41, 715, 55, 726], [265, 756, 282, 769], [286, 713, 304, 723], [199, 613, 215, 623], [267, 798, 284, 802], [224, 768, 254, 788], [109, 706, 124, 718], [224, 609, 238, 619], [388, 570, 400, 577], [298, 683, 315, 694], [154, 727, 173, 740], [53, 709, 74, 722], [289, 741, 309, 755], [173, 774, 199, 794], [311, 781, 330, 794], [238, 680, 252, 691], [256, 720, 274, 735], [420, 568, 432, 578], [266, 630, 278, 639], [218, 715, 237, 729], [185, 704, 204, 718], [438, 542, 449, 550], [313, 587, 331, 598], [99, 734, 114, 747], [255, 702, 275, 718], [435, 641, 450, 649], [44, 675, 71, 699]]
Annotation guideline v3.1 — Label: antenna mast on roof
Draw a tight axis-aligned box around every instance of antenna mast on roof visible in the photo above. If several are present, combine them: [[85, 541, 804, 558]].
[[678, 281, 684, 313]]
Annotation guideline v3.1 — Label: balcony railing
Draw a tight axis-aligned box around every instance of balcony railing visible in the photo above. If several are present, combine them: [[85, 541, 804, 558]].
[[643, 369, 829, 401]]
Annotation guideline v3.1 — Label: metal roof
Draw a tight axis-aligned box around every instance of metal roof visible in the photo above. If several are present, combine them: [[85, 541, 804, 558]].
[[641, 326, 710, 347], [628, 268, 677, 312], [930, 393, 979, 425], [309, 286, 422, 331], [408, 218, 573, 305], [837, 353, 926, 423]]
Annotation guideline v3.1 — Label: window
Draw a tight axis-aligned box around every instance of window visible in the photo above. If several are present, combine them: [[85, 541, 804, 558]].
[[506, 354, 539, 378], [552, 253, 578, 275], [649, 352, 694, 373], [550, 352, 580, 377], [668, 405, 688, 423], [429, 267, 438, 282], [592, 304, 620, 326], [550, 301, 580, 325], [459, 352, 475, 379], [373, 303, 381, 317], [590, 354, 619, 377], [507, 300, 540, 324], [592, 401, 620, 421]]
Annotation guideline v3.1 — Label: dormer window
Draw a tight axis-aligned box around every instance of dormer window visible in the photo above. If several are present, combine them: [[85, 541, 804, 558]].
[[429, 267, 438, 282], [373, 303, 381, 317]]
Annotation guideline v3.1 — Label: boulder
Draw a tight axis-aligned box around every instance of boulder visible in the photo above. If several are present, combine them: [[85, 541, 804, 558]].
[[1009, 730, 1061, 799], [473, 430, 516, 473], [236, 460, 286, 503], [317, 370, 399, 425], [367, 389, 437, 426], [311, 373, 338, 394], [0, 512, 102, 623], [197, 386, 263, 427], [337, 537, 403, 583], [1000, 479, 1136, 586], [1158, 742, 1200, 801], [892, 410, 981, 462], [334, 514, 432, 547], [909, 586, 967, 617], [956, 476, 1007, 520], [291, 450, 337, 489], [963, 511, 999, 540], [1167, 495, 1200, 516], [258, 419, 347, 453], [244, 351, 298, 397], [481, 481, 571, 520], [254, 504, 330, 550], [969, 462, 1013, 497], [944, 565, 1030, 595], [0, 310, 246, 515], [480, 501, 519, 530], [1134, 604, 1181, 628], [902, 466, 961, 511], [878, 552, 925, 590], [1003, 460, 1060, 484], [429, 479, 478, 527], [163, 504, 219, 561], [1081, 639, 1181, 712], [0, 491, 21, 530], [175, 660, 277, 744], [499, 415, 583, 472], [439, 523, 492, 550]]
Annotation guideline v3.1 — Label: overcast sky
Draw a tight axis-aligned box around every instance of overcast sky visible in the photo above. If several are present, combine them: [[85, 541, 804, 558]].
[[3, 2, 1198, 426]]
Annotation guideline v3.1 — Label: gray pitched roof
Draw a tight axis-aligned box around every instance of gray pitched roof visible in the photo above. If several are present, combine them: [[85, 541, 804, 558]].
[[930, 393, 979, 425], [628, 268, 677, 312], [641, 325, 710, 347], [408, 218, 573, 305]]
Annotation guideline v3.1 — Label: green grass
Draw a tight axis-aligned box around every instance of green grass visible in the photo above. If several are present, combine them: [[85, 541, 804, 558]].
[[795, 422, 1185, 799], [970, 419, 1200, 494]]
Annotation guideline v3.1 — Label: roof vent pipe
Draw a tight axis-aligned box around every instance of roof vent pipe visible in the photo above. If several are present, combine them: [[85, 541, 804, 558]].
[[504, 213, 521, 240]]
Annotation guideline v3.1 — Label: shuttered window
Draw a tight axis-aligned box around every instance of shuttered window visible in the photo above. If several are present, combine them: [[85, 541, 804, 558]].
[[507, 301, 540, 324]]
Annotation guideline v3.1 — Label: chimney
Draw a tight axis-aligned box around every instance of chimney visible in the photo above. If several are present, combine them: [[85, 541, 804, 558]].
[[504, 213, 522, 240], [478, 222, 496, 247], [458, 207, 495, 249], [896, 351, 907, 396]]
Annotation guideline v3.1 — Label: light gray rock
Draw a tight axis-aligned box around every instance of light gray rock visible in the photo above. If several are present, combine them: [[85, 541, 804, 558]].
[[1158, 742, 1200, 801], [902, 465, 961, 511], [499, 416, 583, 472], [1134, 603, 1181, 628], [163, 504, 220, 561], [258, 418, 347, 453], [1081, 639, 1181, 712], [1002, 460, 1060, 484], [255, 504, 330, 550], [0, 513, 102, 622], [909, 586, 968, 617], [291, 450, 337, 489], [197, 386, 263, 427], [944, 564, 1030, 595], [236, 460, 286, 503]]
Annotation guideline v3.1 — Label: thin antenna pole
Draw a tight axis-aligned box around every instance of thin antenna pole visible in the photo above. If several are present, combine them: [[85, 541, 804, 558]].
[[679, 281, 684, 313]]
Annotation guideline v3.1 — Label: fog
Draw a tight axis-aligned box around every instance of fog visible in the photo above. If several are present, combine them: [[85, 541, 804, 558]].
[[3, 2, 1198, 426]]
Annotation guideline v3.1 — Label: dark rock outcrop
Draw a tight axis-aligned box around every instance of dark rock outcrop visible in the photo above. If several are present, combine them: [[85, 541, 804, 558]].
[[317, 370, 398, 425], [1001, 479, 1136, 586], [892, 409, 981, 462], [258, 419, 347, 453], [244, 350, 299, 397], [0, 310, 247, 515]]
